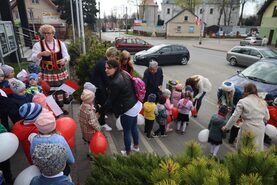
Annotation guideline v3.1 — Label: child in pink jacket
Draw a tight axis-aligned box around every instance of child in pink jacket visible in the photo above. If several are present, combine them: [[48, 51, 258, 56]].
[[163, 89, 173, 132]]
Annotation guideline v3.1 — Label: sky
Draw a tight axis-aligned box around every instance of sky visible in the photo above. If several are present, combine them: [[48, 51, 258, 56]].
[[96, 0, 264, 18]]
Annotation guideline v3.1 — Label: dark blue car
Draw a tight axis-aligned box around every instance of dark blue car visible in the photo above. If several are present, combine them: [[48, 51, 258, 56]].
[[226, 59, 277, 98]]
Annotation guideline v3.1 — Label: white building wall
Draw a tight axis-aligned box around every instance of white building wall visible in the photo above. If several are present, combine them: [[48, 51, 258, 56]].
[[160, 3, 182, 23]]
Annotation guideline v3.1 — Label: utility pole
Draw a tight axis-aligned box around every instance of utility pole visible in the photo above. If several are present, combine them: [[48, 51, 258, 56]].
[[125, 6, 128, 34], [79, 0, 86, 54], [70, 0, 76, 42], [75, 0, 81, 38], [98, 2, 101, 42], [199, 0, 205, 45], [28, 8, 36, 34]]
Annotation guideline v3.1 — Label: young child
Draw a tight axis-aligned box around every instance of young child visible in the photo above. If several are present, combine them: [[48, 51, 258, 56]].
[[29, 111, 75, 176], [208, 105, 228, 157], [31, 143, 74, 185], [1, 64, 15, 80], [163, 89, 174, 132], [143, 93, 157, 138], [17, 69, 28, 83], [264, 95, 277, 145], [84, 82, 97, 93], [176, 91, 193, 134], [26, 73, 42, 95], [8, 78, 33, 123], [171, 83, 183, 107], [153, 96, 168, 137], [0, 68, 9, 88], [12, 103, 42, 163], [78, 89, 100, 144], [32, 93, 49, 110], [28, 62, 50, 95]]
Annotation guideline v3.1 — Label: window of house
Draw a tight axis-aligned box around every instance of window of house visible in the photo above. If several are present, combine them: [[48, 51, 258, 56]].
[[200, 8, 203, 14], [189, 26, 194, 33], [32, 0, 39, 3], [184, 16, 188, 21], [210, 8, 213, 14], [167, 8, 170, 14], [273, 6, 277, 17], [176, 26, 181, 33]]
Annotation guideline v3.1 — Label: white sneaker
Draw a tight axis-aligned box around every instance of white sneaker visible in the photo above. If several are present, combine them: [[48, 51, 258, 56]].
[[101, 124, 112, 131], [131, 145, 140, 152], [121, 150, 128, 156]]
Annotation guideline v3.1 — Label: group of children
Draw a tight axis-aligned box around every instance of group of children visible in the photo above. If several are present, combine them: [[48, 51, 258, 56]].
[[143, 83, 195, 138]]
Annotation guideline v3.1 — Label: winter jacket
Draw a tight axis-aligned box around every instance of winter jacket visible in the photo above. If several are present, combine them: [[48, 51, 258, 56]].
[[155, 104, 167, 125], [164, 98, 173, 115], [8, 93, 33, 123], [225, 94, 270, 151], [143, 67, 163, 101], [171, 89, 182, 107], [267, 106, 277, 127], [143, 102, 156, 120], [12, 120, 39, 163], [102, 71, 137, 118], [177, 98, 193, 115], [30, 175, 74, 185], [208, 114, 227, 142], [78, 103, 100, 142]]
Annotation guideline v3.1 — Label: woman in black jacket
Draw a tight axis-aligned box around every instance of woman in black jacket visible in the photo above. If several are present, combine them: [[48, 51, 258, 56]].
[[102, 59, 142, 155]]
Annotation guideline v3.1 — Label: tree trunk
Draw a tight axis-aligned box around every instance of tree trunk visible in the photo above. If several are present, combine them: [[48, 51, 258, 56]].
[[238, 1, 246, 26], [227, 1, 233, 26]]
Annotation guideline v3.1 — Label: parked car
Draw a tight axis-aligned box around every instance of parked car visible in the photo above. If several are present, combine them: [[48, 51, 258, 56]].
[[225, 59, 277, 99], [114, 37, 153, 53], [226, 46, 277, 67], [240, 36, 262, 46], [133, 44, 190, 66]]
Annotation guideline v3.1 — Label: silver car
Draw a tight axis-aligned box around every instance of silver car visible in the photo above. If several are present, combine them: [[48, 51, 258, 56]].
[[226, 46, 277, 66], [240, 36, 262, 46]]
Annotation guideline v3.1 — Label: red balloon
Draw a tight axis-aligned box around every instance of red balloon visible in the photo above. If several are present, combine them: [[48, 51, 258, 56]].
[[172, 107, 178, 119], [67, 137, 75, 149], [139, 107, 144, 116], [89, 131, 108, 155], [56, 117, 77, 141], [191, 107, 197, 117], [166, 116, 172, 124]]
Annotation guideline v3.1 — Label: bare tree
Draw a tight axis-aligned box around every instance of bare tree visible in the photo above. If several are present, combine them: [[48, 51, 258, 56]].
[[237, 0, 254, 26], [176, 0, 203, 11]]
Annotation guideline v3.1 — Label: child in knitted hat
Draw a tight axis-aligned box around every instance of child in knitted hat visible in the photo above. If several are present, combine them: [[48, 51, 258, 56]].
[[29, 111, 75, 175], [171, 83, 183, 107], [163, 89, 174, 132], [208, 105, 228, 157], [26, 73, 42, 95], [143, 93, 156, 138], [0, 68, 9, 88], [32, 93, 51, 111], [78, 89, 100, 145], [31, 143, 74, 185], [176, 91, 193, 134], [8, 78, 33, 123], [28, 63, 50, 95], [12, 103, 42, 163], [1, 64, 14, 80], [16, 69, 28, 83]]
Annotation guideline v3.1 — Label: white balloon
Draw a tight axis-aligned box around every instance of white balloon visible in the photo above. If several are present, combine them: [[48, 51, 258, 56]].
[[265, 124, 277, 138], [14, 165, 41, 185], [116, 117, 123, 131], [0, 132, 19, 162], [137, 114, 145, 126], [198, 129, 209, 143]]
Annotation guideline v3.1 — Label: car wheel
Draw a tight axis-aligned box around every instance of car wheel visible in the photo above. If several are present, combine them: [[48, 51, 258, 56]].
[[229, 58, 237, 66], [180, 57, 188, 65]]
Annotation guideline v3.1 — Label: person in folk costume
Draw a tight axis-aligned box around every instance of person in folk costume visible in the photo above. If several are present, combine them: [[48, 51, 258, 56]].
[[31, 24, 71, 114]]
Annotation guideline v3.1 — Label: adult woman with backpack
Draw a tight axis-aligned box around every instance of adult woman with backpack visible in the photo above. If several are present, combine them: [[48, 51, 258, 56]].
[[100, 59, 142, 156]]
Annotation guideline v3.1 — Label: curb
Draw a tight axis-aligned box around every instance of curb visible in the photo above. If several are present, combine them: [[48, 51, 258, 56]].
[[192, 45, 228, 53]]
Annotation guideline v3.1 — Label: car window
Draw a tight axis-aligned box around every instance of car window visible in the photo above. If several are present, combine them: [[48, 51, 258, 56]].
[[160, 47, 171, 53], [245, 38, 251, 40], [231, 47, 241, 53], [241, 62, 277, 85], [250, 49, 260, 57], [116, 39, 125, 44], [238, 48, 250, 55], [259, 49, 277, 58], [126, 39, 136, 44], [136, 39, 146, 45], [256, 37, 262, 40], [172, 45, 184, 51]]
